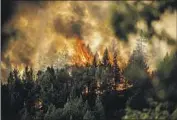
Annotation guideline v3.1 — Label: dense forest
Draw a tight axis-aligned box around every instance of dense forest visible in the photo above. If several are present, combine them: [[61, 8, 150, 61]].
[[2, 37, 177, 120], [1, 1, 177, 120]]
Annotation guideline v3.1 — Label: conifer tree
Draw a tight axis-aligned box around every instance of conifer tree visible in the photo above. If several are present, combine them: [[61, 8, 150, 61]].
[[83, 110, 95, 120], [94, 96, 105, 120], [25, 66, 30, 81], [124, 37, 149, 86], [170, 51, 177, 81], [127, 37, 149, 72], [83, 100, 90, 113], [113, 51, 121, 84], [13, 68, 19, 82], [135, 37, 149, 71], [8, 72, 14, 90], [92, 52, 98, 67], [102, 48, 110, 67]]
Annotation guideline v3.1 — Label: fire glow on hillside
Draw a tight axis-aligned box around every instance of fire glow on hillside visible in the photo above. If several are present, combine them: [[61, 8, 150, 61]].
[[1, 1, 176, 82]]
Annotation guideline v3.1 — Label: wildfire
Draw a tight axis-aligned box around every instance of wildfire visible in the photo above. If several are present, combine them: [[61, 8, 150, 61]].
[[1, 62, 25, 81], [116, 83, 133, 91], [71, 38, 93, 66], [1, 1, 176, 84], [69, 38, 127, 70], [12, 64, 26, 78]]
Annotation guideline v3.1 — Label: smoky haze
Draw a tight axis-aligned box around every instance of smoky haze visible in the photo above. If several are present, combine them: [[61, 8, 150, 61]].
[[1, 1, 177, 82]]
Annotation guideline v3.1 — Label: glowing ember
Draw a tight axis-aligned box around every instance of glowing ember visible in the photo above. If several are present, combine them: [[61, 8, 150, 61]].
[[116, 83, 133, 91]]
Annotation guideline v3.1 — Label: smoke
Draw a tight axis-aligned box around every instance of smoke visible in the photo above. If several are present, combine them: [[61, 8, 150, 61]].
[[1, 1, 176, 82], [110, 1, 176, 70]]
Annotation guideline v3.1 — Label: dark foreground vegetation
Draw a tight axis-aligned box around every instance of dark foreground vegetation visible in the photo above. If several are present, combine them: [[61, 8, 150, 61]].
[[2, 43, 177, 120]]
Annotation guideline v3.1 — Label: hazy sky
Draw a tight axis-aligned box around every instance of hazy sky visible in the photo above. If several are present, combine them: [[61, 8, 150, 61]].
[[1, 1, 176, 82]]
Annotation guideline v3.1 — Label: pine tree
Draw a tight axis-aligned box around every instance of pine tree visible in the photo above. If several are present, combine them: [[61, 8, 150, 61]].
[[13, 68, 19, 82], [92, 52, 98, 67], [102, 48, 110, 66], [69, 86, 77, 100], [62, 96, 85, 120], [124, 37, 149, 86], [113, 51, 121, 84], [94, 96, 105, 120], [8, 72, 14, 90], [25, 66, 30, 81], [83, 100, 90, 113], [29, 67, 33, 80], [170, 50, 177, 84], [157, 52, 175, 80], [83, 110, 95, 120], [127, 37, 149, 72], [134, 37, 149, 71], [50, 66, 55, 77], [44, 104, 56, 120]]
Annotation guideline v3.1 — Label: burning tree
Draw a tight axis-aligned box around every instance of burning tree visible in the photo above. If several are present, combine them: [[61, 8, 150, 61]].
[[72, 39, 93, 66], [92, 52, 99, 68], [102, 48, 110, 67], [113, 51, 121, 84]]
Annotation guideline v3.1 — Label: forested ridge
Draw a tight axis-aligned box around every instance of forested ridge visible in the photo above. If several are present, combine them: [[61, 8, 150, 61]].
[[2, 42, 177, 120]]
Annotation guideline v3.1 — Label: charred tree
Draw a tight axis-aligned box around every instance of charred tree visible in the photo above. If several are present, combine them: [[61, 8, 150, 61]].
[[113, 52, 121, 84]]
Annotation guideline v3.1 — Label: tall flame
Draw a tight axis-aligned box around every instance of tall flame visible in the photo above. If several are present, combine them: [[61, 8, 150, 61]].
[[71, 38, 93, 66], [1, 1, 176, 83]]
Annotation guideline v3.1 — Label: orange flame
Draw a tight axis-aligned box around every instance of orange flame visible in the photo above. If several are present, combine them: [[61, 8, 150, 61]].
[[71, 38, 93, 66]]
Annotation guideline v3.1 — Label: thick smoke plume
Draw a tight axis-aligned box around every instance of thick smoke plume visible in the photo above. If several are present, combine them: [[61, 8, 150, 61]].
[[1, 1, 176, 82]]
